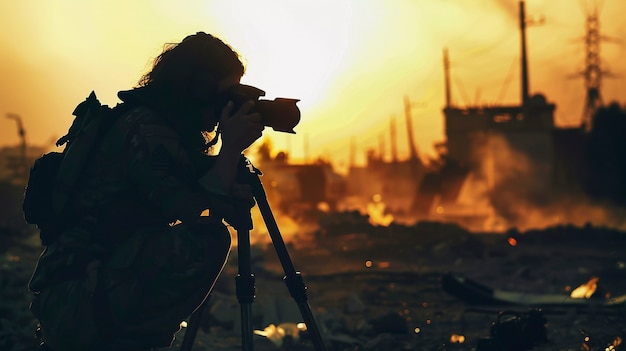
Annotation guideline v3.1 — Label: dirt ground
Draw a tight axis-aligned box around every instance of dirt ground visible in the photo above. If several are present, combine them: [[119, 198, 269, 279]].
[[167, 217, 626, 351], [2, 216, 626, 351]]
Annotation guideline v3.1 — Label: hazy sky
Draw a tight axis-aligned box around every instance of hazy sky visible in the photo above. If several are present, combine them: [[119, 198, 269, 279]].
[[1, 0, 624, 168]]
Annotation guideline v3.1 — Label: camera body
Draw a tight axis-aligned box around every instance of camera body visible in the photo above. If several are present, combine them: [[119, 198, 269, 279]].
[[222, 84, 300, 134]]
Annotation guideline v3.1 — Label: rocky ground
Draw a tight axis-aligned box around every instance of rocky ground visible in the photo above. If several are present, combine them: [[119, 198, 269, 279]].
[[2, 212, 626, 351]]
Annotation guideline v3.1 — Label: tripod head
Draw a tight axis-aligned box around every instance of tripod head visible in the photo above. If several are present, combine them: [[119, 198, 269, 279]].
[[221, 155, 265, 232], [237, 155, 272, 207], [183, 154, 328, 351], [237, 155, 263, 183]]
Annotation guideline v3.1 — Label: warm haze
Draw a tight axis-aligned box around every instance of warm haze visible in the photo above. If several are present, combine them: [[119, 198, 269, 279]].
[[1, 0, 624, 169]]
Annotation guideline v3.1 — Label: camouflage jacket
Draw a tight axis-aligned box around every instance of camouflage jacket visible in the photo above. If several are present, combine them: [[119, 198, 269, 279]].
[[29, 102, 230, 291]]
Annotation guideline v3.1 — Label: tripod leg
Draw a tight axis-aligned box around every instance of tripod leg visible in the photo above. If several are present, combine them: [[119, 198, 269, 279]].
[[237, 155, 327, 351], [250, 179, 328, 351], [180, 294, 210, 351], [236, 228, 255, 351]]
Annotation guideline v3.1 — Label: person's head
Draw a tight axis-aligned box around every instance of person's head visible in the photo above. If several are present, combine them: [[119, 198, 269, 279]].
[[137, 32, 245, 122]]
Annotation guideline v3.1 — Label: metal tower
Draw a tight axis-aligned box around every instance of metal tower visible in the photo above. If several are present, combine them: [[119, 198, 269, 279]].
[[576, 1, 614, 131]]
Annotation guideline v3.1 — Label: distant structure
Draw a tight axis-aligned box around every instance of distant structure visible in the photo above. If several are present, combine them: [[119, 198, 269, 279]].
[[409, 0, 623, 232], [442, 1, 556, 197], [403, 95, 421, 166], [433, 0, 626, 229], [572, 1, 615, 131], [4, 113, 28, 180]]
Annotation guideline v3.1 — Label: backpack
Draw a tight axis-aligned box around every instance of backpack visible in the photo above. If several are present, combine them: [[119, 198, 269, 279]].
[[23, 91, 128, 245]]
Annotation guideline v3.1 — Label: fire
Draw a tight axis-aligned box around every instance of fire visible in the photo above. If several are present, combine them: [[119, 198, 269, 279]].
[[227, 206, 320, 250], [570, 277, 599, 299], [366, 194, 394, 226]]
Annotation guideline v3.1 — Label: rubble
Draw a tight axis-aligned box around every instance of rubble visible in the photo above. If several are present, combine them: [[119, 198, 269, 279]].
[[2, 202, 626, 350]]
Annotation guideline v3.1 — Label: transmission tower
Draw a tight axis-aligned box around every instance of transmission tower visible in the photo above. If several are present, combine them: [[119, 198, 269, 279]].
[[575, 1, 615, 131]]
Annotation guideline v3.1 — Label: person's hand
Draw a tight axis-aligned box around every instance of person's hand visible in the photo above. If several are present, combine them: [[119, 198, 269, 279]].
[[218, 100, 264, 154]]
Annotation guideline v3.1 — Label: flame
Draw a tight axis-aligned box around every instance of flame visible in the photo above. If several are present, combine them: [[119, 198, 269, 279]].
[[366, 194, 394, 226], [570, 277, 599, 299]]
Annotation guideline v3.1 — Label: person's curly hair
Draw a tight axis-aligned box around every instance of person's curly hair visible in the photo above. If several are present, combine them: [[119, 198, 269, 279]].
[[138, 32, 246, 107]]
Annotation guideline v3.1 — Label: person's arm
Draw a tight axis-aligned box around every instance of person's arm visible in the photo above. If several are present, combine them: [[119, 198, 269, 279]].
[[125, 111, 221, 223], [197, 100, 264, 205], [125, 102, 263, 223]]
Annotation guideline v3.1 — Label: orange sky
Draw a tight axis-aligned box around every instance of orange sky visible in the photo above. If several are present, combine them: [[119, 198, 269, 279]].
[[1, 0, 624, 170]]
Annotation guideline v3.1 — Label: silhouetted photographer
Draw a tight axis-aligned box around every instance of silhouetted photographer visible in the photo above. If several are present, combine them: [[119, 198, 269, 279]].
[[25, 32, 302, 351]]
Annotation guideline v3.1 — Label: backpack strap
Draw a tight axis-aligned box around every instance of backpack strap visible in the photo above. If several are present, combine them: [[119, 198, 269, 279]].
[[56, 91, 102, 148]]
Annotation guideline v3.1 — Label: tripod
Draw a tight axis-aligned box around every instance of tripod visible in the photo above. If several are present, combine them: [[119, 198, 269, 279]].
[[181, 156, 328, 351]]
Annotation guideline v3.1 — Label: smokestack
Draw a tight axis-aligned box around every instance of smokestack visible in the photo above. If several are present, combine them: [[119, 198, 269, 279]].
[[443, 48, 452, 108], [520, 0, 530, 108], [390, 116, 398, 163], [403, 95, 419, 162]]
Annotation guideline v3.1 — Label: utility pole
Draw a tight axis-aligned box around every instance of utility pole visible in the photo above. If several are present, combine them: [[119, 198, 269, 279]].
[[390, 116, 398, 163], [403, 95, 425, 180], [403, 95, 420, 164], [520, 1, 530, 108], [443, 48, 452, 108], [6, 113, 27, 178], [518, 0, 545, 110]]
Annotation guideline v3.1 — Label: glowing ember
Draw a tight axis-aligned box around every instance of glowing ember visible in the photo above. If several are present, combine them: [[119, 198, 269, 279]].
[[570, 277, 599, 299], [507, 237, 518, 246], [377, 261, 391, 269], [253, 323, 303, 347]]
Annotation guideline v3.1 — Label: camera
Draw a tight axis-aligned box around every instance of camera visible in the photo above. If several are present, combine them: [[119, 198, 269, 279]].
[[222, 84, 301, 134]]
